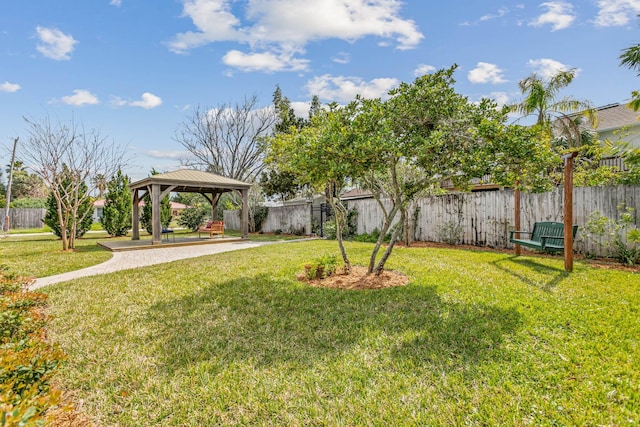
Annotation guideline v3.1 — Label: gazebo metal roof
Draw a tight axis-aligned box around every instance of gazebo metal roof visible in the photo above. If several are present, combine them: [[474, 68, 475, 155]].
[[129, 169, 251, 244], [130, 169, 251, 192]]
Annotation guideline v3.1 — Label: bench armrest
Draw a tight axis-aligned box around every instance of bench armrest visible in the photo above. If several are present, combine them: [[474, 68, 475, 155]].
[[509, 230, 533, 238]]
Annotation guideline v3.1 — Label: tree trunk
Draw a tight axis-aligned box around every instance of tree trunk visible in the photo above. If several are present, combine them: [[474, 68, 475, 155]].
[[327, 184, 351, 272], [373, 222, 404, 274], [367, 203, 400, 274]]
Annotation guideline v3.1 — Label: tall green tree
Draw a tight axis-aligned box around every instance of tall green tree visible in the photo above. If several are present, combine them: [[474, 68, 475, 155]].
[[101, 170, 132, 237]]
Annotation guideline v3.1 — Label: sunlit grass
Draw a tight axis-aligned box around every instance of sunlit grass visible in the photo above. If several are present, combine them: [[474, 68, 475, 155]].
[[44, 241, 640, 426], [0, 234, 113, 277]]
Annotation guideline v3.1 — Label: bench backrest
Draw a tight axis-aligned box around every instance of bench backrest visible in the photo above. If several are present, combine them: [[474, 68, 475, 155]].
[[531, 222, 578, 247]]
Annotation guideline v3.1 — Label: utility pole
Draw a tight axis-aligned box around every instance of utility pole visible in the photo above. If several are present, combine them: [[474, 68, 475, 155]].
[[3, 137, 18, 233]]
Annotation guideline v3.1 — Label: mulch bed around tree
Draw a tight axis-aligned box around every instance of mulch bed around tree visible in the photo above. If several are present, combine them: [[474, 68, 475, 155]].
[[298, 266, 409, 290]]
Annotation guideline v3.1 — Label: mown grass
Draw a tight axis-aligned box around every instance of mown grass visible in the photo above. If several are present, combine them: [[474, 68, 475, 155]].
[[0, 234, 113, 277], [43, 241, 639, 426]]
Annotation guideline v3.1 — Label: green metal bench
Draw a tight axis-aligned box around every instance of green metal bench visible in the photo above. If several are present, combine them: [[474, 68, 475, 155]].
[[509, 221, 578, 253]]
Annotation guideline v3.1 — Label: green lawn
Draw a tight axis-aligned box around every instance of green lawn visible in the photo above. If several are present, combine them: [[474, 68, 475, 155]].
[[0, 234, 113, 277], [42, 241, 639, 426]]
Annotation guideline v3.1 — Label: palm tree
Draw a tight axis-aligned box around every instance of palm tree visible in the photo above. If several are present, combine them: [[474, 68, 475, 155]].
[[508, 69, 596, 256], [93, 173, 107, 198], [620, 32, 640, 111], [510, 69, 596, 147]]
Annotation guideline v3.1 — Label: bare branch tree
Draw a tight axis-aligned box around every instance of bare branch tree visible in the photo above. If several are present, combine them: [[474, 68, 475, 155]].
[[174, 94, 276, 183], [19, 115, 127, 251]]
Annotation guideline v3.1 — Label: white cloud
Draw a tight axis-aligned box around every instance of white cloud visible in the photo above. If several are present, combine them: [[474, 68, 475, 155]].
[[468, 62, 507, 84], [332, 52, 350, 64], [0, 82, 21, 93], [222, 49, 309, 72], [110, 0, 122, 6], [130, 92, 163, 109], [480, 7, 509, 21], [414, 64, 436, 76], [168, 0, 423, 72], [60, 89, 99, 106], [489, 91, 510, 107], [529, 1, 576, 31], [527, 58, 575, 79], [110, 96, 128, 107], [305, 75, 399, 103], [594, 0, 640, 27], [35, 26, 77, 60], [291, 101, 312, 118], [146, 150, 188, 160]]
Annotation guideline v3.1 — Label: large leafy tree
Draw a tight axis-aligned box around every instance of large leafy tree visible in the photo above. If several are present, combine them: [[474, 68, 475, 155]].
[[268, 66, 504, 274], [101, 170, 132, 237], [354, 67, 505, 273]]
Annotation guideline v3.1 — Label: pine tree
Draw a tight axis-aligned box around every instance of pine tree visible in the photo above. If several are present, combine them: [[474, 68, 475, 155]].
[[101, 170, 132, 237], [44, 172, 93, 238]]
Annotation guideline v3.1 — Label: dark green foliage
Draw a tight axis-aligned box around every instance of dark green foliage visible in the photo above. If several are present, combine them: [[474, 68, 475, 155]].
[[273, 84, 305, 134], [140, 195, 173, 234], [252, 205, 269, 232], [11, 198, 47, 208], [43, 176, 93, 239], [101, 170, 132, 237], [260, 169, 301, 202], [178, 206, 209, 231]]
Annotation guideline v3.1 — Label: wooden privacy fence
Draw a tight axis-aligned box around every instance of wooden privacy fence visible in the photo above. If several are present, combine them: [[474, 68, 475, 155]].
[[7, 209, 46, 229], [224, 204, 311, 235], [345, 185, 640, 256], [223, 185, 639, 256]]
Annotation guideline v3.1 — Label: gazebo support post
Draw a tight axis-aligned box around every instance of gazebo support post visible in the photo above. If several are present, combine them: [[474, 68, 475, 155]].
[[241, 189, 249, 239], [563, 152, 577, 272], [152, 183, 162, 244], [132, 189, 140, 240]]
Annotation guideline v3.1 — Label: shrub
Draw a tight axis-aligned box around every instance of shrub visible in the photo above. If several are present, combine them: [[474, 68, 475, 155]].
[[0, 266, 66, 425], [303, 254, 339, 280], [178, 206, 209, 231], [11, 198, 47, 209], [582, 205, 640, 265], [437, 220, 464, 245]]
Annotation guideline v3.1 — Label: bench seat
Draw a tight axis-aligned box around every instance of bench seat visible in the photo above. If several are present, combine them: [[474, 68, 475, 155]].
[[509, 222, 578, 253], [198, 221, 224, 238]]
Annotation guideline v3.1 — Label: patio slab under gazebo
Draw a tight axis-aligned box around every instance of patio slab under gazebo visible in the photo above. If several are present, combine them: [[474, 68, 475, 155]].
[[129, 169, 251, 245], [97, 235, 243, 252]]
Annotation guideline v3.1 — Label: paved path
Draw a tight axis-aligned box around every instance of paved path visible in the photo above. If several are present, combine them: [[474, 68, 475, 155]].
[[30, 240, 291, 290]]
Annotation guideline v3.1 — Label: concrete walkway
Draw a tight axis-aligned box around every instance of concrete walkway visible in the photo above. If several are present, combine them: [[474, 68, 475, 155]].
[[30, 240, 292, 290]]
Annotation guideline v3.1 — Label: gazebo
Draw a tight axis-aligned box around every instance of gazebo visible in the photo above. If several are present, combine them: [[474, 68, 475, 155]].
[[129, 170, 251, 244]]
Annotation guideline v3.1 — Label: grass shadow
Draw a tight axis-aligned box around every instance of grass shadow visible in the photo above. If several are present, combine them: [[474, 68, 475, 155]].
[[147, 274, 522, 375], [490, 257, 570, 292]]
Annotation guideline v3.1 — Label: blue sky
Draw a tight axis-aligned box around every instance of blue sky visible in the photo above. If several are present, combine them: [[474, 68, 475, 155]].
[[1, 0, 640, 180]]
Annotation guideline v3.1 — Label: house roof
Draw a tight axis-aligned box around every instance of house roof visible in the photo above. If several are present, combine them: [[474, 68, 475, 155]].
[[340, 188, 373, 200], [590, 103, 640, 132], [130, 169, 252, 192]]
